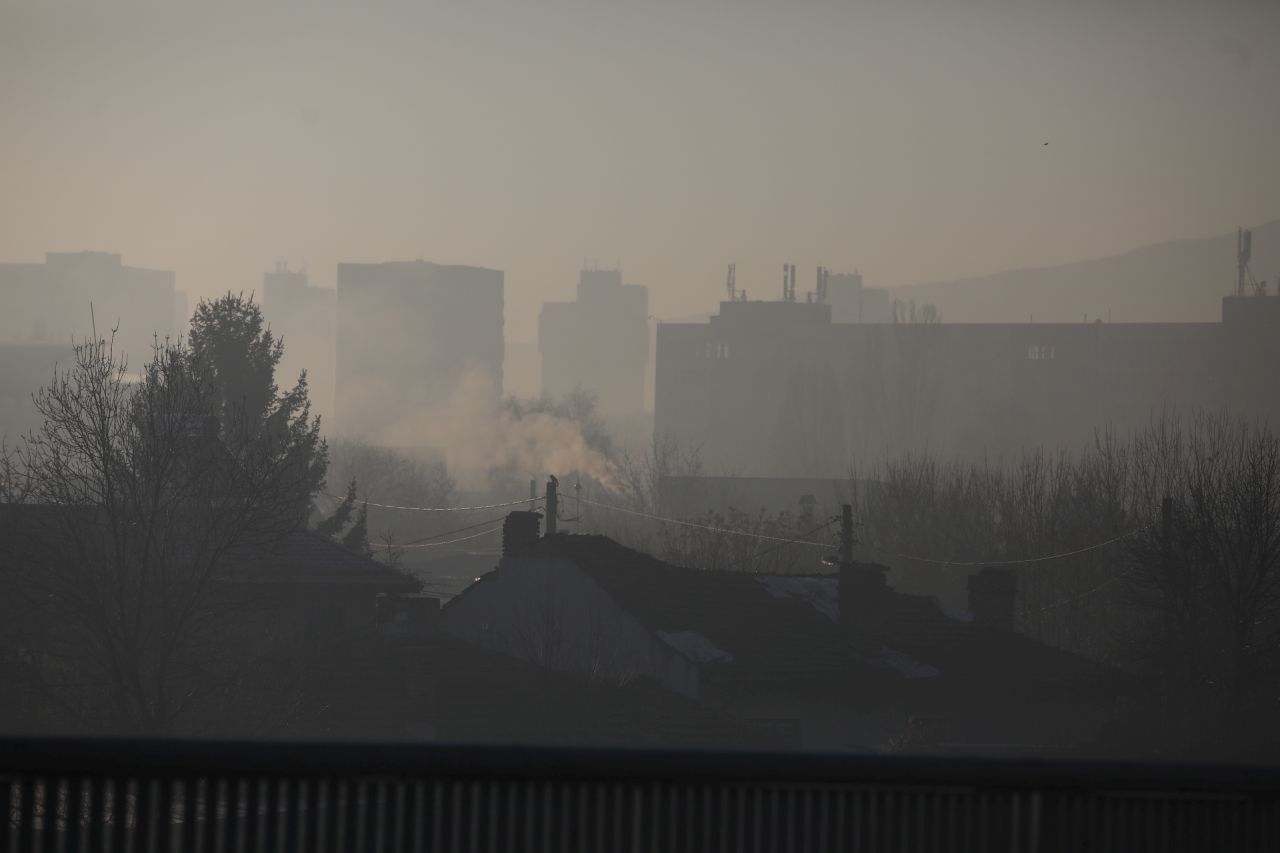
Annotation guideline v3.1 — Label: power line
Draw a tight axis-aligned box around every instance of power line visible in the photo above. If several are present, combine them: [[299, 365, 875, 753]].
[[742, 518, 838, 565], [372, 525, 504, 551], [862, 527, 1146, 568], [1033, 576, 1123, 613], [577, 497, 837, 549], [395, 513, 519, 547], [326, 494, 540, 513]]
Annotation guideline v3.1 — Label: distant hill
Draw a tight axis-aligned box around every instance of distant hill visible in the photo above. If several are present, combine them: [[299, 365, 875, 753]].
[[889, 220, 1280, 324]]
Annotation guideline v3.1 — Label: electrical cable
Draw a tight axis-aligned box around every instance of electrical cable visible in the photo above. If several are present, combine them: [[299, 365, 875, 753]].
[[326, 494, 541, 513], [395, 513, 521, 547], [861, 526, 1146, 568], [578, 497, 838, 549], [372, 525, 504, 551]]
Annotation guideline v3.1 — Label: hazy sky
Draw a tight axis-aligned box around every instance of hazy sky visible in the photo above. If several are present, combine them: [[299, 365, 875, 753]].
[[2, 0, 1278, 340]]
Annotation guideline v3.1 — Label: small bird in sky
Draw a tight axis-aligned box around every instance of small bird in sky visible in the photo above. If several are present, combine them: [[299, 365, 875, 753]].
[[1043, 141, 1049, 146]]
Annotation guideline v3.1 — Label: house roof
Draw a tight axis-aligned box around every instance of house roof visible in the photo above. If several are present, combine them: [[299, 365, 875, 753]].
[[534, 535, 890, 690], [0, 503, 416, 592], [221, 529, 420, 591], [534, 533, 1124, 695], [297, 633, 764, 749]]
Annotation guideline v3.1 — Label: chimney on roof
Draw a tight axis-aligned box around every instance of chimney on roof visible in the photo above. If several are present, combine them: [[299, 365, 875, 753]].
[[967, 567, 1017, 631], [838, 561, 891, 638], [502, 511, 541, 559]]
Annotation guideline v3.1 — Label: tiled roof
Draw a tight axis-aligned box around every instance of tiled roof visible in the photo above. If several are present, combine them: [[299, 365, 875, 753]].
[[221, 530, 420, 590], [0, 504, 416, 592], [537, 535, 890, 690], [299, 633, 761, 748], [538, 533, 1124, 694]]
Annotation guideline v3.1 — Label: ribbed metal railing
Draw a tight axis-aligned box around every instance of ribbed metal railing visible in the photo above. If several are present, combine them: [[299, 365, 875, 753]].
[[3, 738, 1279, 852]]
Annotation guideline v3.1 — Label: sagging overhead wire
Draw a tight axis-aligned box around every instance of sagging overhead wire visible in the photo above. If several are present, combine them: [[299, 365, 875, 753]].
[[861, 527, 1146, 568], [396, 513, 516, 547], [372, 525, 504, 551], [581, 495, 1144, 568], [325, 494, 541, 513], [577, 497, 838, 549]]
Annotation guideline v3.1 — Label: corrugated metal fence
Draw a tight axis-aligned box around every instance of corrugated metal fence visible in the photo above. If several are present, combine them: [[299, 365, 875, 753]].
[[3, 738, 1280, 852]]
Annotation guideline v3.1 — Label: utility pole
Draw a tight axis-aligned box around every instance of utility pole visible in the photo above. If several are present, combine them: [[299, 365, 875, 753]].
[[529, 478, 537, 511], [545, 476, 559, 536], [839, 504, 854, 567]]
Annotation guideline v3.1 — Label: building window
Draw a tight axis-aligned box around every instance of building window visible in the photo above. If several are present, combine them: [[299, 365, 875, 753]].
[[1027, 344, 1055, 360]]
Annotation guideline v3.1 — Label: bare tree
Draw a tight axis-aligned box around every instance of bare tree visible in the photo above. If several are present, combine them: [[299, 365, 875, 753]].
[[0, 332, 324, 735]]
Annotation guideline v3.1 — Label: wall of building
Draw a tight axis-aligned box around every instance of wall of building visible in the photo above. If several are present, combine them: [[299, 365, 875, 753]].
[[335, 260, 504, 442], [263, 267, 335, 420], [539, 270, 649, 416], [655, 295, 1280, 476], [0, 252, 175, 369]]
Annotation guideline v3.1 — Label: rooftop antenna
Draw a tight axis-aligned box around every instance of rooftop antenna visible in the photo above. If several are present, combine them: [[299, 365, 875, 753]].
[[726, 263, 737, 301], [1238, 226, 1255, 296]]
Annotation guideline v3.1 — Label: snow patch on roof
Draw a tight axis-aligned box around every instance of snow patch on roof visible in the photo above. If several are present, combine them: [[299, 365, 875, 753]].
[[657, 630, 734, 664], [876, 646, 941, 679], [757, 576, 840, 622]]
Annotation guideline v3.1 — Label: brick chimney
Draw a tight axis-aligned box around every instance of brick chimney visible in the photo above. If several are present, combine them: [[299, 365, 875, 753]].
[[502, 511, 541, 559], [967, 567, 1017, 631], [839, 561, 891, 638]]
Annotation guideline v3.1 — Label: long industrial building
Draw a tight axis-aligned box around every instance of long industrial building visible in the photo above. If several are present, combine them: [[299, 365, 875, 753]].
[[655, 264, 1280, 476], [335, 260, 504, 441]]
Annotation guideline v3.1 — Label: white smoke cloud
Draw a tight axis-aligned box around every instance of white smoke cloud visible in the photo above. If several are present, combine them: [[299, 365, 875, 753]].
[[377, 368, 617, 493]]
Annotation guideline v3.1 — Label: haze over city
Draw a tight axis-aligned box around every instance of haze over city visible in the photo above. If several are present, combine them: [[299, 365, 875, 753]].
[[4, 2, 1280, 848], [3, 0, 1278, 340]]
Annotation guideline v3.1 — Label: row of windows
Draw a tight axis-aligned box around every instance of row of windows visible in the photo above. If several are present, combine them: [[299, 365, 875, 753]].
[[695, 341, 1055, 361]]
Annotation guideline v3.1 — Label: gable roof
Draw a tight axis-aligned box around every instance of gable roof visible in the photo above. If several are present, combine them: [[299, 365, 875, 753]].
[[535, 533, 1125, 695], [0, 503, 416, 592], [297, 633, 767, 749], [535, 535, 889, 690], [221, 529, 420, 591]]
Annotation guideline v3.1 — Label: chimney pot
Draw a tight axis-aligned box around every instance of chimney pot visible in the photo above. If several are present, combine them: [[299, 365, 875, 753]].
[[967, 567, 1017, 631], [502, 511, 541, 559]]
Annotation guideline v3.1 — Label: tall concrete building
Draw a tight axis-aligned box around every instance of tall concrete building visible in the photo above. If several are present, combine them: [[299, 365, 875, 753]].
[[0, 252, 175, 439], [538, 269, 649, 416], [0, 251, 176, 363], [655, 289, 1280, 477], [263, 264, 335, 419], [335, 260, 503, 441]]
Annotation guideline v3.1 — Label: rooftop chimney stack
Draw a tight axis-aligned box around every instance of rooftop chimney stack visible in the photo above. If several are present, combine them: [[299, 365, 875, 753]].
[[502, 511, 541, 558], [967, 567, 1017, 631], [838, 561, 891, 639]]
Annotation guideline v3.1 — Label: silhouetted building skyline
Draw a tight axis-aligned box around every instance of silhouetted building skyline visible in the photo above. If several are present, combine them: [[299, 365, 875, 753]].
[[0, 251, 175, 364], [538, 268, 648, 416], [655, 292, 1280, 476], [335, 260, 504, 442], [263, 263, 335, 419]]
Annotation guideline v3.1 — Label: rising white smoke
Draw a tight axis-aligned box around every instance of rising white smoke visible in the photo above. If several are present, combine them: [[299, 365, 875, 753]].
[[377, 368, 618, 493]]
